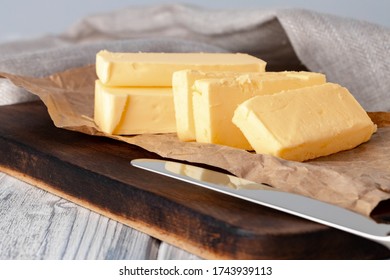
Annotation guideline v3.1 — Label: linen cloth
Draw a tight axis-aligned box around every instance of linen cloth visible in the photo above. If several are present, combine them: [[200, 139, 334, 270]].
[[0, 3, 389, 111]]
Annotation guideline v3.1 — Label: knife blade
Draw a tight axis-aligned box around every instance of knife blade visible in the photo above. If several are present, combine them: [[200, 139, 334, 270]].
[[131, 158, 390, 249]]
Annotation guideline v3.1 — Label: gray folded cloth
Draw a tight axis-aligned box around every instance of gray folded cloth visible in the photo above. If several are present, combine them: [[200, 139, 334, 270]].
[[1, 3, 389, 111]]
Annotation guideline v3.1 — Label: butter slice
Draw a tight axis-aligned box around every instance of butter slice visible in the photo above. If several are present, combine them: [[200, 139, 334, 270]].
[[96, 50, 266, 86], [192, 71, 326, 149], [164, 161, 262, 190], [172, 70, 266, 141], [94, 80, 175, 135], [232, 83, 377, 161]]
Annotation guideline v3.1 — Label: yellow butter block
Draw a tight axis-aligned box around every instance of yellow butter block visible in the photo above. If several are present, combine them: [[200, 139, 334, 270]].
[[172, 70, 267, 141], [94, 80, 176, 135], [192, 71, 326, 150], [96, 50, 266, 86], [232, 83, 377, 161]]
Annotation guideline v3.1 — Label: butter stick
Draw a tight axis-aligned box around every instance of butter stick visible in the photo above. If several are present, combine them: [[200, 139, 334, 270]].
[[96, 50, 266, 87], [192, 71, 326, 150], [172, 70, 264, 141], [232, 83, 377, 161], [94, 80, 176, 135]]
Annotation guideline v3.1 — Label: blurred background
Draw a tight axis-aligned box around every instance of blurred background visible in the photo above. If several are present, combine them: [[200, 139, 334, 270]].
[[0, 0, 389, 43]]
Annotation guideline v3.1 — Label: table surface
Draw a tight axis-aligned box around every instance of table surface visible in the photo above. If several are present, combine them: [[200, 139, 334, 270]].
[[0, 171, 200, 260]]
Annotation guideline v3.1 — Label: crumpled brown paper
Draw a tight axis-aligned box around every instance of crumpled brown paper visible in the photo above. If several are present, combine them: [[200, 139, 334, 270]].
[[1, 65, 390, 217]]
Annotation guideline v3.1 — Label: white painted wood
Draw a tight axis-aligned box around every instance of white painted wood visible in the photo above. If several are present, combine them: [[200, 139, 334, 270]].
[[157, 243, 202, 260], [0, 171, 198, 260]]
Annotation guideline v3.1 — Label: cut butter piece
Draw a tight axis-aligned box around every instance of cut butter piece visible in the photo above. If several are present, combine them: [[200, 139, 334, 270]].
[[192, 71, 326, 150], [164, 161, 262, 190], [172, 70, 267, 141], [232, 83, 377, 161], [96, 50, 266, 86], [94, 80, 176, 135]]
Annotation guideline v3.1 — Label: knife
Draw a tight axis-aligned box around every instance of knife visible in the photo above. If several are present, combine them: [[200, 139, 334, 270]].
[[130, 158, 390, 249]]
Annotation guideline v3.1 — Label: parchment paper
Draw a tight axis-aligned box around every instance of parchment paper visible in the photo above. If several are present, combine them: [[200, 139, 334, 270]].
[[1, 65, 389, 217]]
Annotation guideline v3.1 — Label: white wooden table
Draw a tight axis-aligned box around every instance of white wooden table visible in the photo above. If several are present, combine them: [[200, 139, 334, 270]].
[[0, 171, 201, 260]]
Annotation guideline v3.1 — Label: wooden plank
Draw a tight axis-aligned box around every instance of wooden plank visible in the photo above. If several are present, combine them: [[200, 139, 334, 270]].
[[0, 101, 389, 259], [0, 172, 162, 259]]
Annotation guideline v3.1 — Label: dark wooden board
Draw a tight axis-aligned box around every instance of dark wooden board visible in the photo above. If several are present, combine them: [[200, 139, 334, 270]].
[[1, 101, 389, 259]]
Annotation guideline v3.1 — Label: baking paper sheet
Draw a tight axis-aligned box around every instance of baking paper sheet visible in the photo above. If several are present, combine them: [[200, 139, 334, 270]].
[[1, 65, 389, 217]]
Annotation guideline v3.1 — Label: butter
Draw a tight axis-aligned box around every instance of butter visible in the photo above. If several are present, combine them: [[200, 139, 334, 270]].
[[164, 161, 263, 190], [94, 80, 176, 135], [232, 83, 377, 161], [96, 50, 266, 86], [192, 71, 326, 149], [172, 70, 267, 141]]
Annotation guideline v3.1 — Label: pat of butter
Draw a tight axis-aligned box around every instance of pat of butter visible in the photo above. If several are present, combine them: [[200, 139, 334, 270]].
[[192, 71, 326, 150], [172, 70, 267, 141], [164, 161, 262, 190], [232, 83, 377, 161], [96, 50, 266, 86], [94, 80, 176, 135]]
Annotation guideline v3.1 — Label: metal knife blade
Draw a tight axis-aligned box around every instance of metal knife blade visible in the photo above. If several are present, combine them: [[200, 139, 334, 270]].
[[131, 158, 390, 248]]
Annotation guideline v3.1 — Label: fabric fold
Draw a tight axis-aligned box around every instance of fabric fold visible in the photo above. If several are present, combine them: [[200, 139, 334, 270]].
[[1, 4, 389, 110]]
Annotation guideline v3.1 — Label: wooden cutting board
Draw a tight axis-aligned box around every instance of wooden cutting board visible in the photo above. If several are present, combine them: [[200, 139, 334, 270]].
[[1, 101, 389, 259]]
